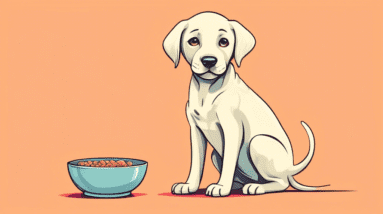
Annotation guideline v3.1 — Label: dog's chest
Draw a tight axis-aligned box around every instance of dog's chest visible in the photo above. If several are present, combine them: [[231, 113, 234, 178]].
[[189, 101, 224, 154], [189, 100, 218, 128]]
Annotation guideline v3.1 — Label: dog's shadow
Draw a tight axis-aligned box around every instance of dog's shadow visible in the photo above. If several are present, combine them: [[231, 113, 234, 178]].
[[158, 188, 355, 198]]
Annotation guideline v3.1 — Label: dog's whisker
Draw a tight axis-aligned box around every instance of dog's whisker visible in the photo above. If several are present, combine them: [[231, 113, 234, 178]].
[[215, 64, 225, 71]]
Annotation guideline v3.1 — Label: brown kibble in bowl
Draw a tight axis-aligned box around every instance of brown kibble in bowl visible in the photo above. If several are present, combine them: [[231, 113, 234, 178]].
[[76, 159, 134, 167], [117, 160, 126, 166]]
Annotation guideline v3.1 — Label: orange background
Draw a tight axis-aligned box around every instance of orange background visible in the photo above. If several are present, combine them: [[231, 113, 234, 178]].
[[0, 0, 382, 213]]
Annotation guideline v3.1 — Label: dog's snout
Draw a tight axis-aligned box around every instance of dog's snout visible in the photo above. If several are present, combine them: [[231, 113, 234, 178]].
[[201, 56, 217, 68]]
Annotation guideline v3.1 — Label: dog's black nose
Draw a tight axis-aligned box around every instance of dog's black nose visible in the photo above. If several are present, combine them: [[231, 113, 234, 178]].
[[201, 56, 217, 68]]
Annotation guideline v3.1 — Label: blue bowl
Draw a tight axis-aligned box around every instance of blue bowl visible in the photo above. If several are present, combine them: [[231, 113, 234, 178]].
[[67, 157, 148, 198]]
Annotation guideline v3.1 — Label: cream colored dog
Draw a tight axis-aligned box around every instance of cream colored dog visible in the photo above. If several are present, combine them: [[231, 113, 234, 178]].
[[163, 12, 324, 197]]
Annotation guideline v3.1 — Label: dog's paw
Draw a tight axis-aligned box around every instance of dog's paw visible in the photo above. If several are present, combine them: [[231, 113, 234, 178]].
[[171, 183, 198, 195], [206, 184, 231, 197], [242, 183, 265, 195]]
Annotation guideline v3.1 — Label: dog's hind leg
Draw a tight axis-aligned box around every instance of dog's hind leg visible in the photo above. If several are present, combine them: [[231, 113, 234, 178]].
[[211, 149, 223, 172], [243, 135, 291, 195], [211, 150, 244, 190]]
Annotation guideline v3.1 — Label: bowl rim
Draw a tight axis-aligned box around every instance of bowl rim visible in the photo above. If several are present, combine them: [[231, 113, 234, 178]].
[[67, 157, 148, 168]]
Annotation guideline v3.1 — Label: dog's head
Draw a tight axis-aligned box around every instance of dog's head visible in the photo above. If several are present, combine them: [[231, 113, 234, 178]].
[[163, 12, 256, 80]]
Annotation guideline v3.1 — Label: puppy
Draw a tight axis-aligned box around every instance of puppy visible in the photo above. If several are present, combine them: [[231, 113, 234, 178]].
[[163, 12, 325, 197]]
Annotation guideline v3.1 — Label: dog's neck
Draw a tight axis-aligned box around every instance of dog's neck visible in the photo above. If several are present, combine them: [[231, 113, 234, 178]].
[[191, 63, 235, 94]]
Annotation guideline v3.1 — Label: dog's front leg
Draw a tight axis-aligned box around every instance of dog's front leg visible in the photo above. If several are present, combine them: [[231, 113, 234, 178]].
[[172, 117, 207, 195], [206, 110, 243, 197]]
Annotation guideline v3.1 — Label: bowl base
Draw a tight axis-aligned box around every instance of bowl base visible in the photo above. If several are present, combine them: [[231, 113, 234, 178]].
[[84, 192, 131, 198]]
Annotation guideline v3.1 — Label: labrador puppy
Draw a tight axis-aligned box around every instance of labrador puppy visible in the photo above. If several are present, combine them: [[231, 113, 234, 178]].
[[163, 12, 325, 197]]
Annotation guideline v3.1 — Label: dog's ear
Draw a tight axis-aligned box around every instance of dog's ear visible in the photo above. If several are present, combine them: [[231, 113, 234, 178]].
[[229, 21, 256, 67], [163, 20, 188, 68]]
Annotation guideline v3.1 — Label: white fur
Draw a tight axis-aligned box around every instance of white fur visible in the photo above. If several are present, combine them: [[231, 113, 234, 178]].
[[164, 12, 321, 197]]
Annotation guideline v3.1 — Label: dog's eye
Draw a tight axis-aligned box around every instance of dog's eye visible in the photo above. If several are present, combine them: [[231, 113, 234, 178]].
[[188, 37, 200, 46], [219, 38, 229, 47]]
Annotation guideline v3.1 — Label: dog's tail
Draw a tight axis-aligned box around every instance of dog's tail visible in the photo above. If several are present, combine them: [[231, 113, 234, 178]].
[[288, 175, 329, 191], [287, 121, 330, 191], [288, 121, 315, 176]]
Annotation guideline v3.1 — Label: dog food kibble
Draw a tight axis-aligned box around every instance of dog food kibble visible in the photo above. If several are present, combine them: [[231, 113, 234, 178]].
[[77, 160, 134, 167], [117, 160, 127, 167]]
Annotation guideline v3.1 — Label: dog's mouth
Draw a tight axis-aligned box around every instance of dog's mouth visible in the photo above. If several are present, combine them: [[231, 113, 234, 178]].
[[196, 70, 219, 80]]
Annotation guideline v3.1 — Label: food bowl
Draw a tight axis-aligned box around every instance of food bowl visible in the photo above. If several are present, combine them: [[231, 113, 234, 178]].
[[67, 158, 147, 198]]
